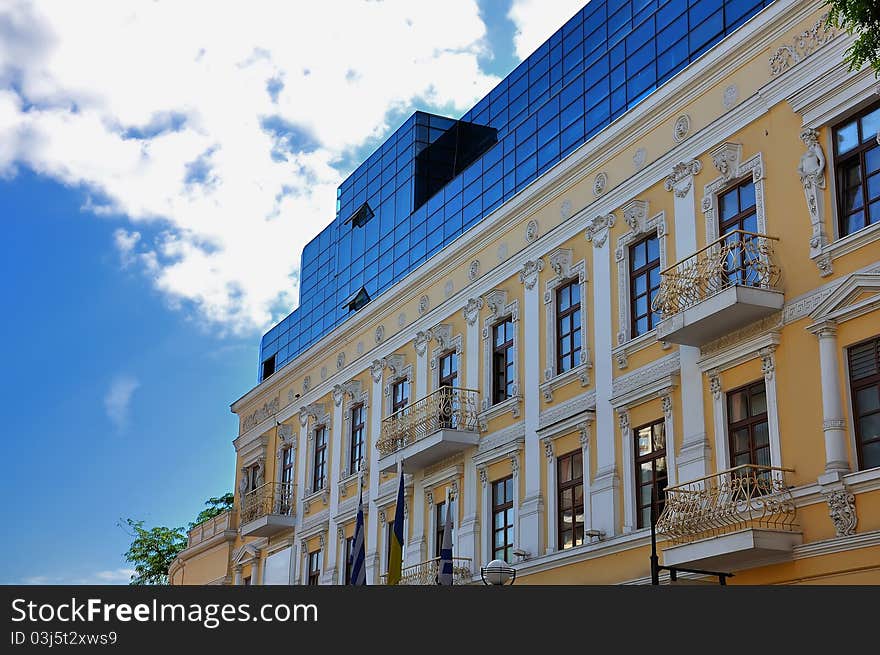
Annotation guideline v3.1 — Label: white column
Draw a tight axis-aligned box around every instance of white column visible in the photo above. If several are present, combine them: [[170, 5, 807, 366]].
[[458, 456, 479, 568], [426, 489, 437, 558], [463, 298, 482, 392], [618, 409, 635, 533], [814, 322, 851, 474], [669, 162, 711, 482], [761, 346, 783, 473], [323, 395, 344, 584], [252, 553, 262, 585], [233, 565, 243, 586], [579, 422, 592, 531], [367, 360, 385, 583], [587, 217, 619, 538], [543, 438, 557, 555], [405, 471, 426, 567], [511, 453, 521, 553], [295, 416, 309, 527], [659, 391, 678, 486], [519, 259, 545, 555], [478, 468, 490, 564]]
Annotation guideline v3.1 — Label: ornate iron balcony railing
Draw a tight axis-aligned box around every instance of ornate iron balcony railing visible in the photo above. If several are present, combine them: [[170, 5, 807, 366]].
[[376, 387, 480, 458], [186, 510, 233, 547], [655, 465, 797, 545], [380, 557, 473, 585], [240, 482, 295, 525], [652, 230, 781, 317]]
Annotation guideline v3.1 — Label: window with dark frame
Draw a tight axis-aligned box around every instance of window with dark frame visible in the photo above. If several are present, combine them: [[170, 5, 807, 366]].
[[247, 463, 260, 492], [634, 420, 668, 529], [556, 279, 582, 373], [718, 178, 759, 286], [349, 404, 365, 474], [849, 336, 880, 470], [312, 425, 327, 492], [344, 536, 354, 585], [391, 378, 409, 414], [438, 351, 459, 428], [492, 318, 515, 404], [727, 380, 771, 474], [307, 551, 321, 586], [629, 235, 661, 337], [833, 103, 880, 237], [281, 447, 295, 486], [434, 500, 453, 557], [439, 351, 458, 388], [491, 477, 514, 562], [557, 450, 584, 550]]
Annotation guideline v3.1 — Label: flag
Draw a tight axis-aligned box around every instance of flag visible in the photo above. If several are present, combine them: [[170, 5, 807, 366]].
[[386, 466, 405, 585], [438, 493, 454, 585], [348, 480, 366, 585]]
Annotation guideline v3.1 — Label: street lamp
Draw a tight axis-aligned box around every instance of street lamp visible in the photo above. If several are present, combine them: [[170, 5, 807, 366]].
[[480, 559, 516, 586]]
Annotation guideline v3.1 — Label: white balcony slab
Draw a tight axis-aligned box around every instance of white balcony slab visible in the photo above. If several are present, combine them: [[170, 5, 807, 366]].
[[239, 514, 296, 538], [656, 286, 783, 346], [661, 528, 802, 572], [377, 428, 481, 473]]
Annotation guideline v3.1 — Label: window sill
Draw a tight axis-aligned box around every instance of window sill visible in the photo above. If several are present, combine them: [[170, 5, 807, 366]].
[[301, 487, 329, 513], [611, 329, 671, 369], [814, 221, 880, 276], [478, 395, 521, 426], [540, 363, 592, 403]]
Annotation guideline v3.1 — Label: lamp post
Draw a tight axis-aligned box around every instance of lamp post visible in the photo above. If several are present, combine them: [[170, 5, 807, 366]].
[[480, 559, 516, 586]]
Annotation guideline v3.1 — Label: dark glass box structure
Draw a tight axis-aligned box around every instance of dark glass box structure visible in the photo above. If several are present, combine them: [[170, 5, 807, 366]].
[[258, 0, 774, 381]]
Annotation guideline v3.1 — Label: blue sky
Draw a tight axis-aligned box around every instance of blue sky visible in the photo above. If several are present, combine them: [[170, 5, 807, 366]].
[[0, 0, 585, 584]]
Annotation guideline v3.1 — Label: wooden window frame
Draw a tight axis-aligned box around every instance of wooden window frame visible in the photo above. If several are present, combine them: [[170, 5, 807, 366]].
[[556, 450, 584, 551], [391, 378, 409, 414], [312, 424, 327, 492], [438, 351, 458, 388], [349, 404, 365, 474], [491, 476, 514, 563], [633, 419, 668, 530], [556, 279, 582, 373], [307, 550, 321, 586], [628, 236, 661, 337], [492, 318, 515, 405], [726, 380, 770, 470], [833, 103, 880, 237], [849, 336, 880, 470], [344, 536, 354, 585]]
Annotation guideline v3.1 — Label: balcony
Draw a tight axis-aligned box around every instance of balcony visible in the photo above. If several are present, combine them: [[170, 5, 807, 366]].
[[239, 482, 296, 538], [380, 557, 473, 585], [656, 465, 801, 571], [652, 231, 783, 346], [186, 510, 235, 548], [376, 387, 481, 473]]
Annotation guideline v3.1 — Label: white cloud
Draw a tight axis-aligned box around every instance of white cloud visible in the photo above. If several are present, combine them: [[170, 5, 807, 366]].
[[0, 0, 500, 334], [104, 375, 140, 432], [508, 0, 589, 61], [20, 568, 136, 585]]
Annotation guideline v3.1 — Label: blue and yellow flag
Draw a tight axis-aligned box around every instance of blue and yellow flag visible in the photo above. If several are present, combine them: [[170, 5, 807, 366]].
[[386, 468, 405, 585]]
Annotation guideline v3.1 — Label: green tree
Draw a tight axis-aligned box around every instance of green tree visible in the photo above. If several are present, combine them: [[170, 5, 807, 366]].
[[189, 493, 235, 529], [826, 1, 880, 75], [120, 519, 186, 585], [121, 492, 234, 585]]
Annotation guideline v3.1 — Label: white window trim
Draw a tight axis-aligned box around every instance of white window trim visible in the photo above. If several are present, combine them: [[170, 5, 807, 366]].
[[338, 383, 369, 482], [475, 451, 520, 564], [702, 144, 767, 244], [480, 289, 521, 422], [540, 249, 591, 402], [384, 356, 413, 417], [421, 464, 461, 559], [303, 407, 332, 502], [612, 203, 669, 370], [699, 331, 783, 477]]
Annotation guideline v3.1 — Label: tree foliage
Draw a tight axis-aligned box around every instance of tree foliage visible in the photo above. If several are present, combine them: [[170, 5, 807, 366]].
[[189, 493, 235, 529], [826, 0, 880, 75], [121, 492, 234, 585]]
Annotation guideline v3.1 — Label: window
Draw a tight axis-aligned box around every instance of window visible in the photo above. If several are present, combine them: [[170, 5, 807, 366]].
[[243, 575, 251, 586], [557, 451, 584, 550], [718, 178, 759, 285], [434, 500, 454, 557], [629, 236, 661, 336], [849, 337, 880, 470], [344, 201, 374, 228], [556, 279, 582, 372], [834, 104, 880, 237], [439, 351, 458, 429], [385, 521, 395, 569], [391, 379, 409, 414], [727, 381, 770, 472], [634, 420, 667, 529], [246, 464, 260, 492], [312, 425, 327, 492], [344, 536, 354, 585], [492, 318, 515, 404], [307, 551, 321, 586], [492, 477, 514, 562], [261, 354, 276, 380], [349, 404, 365, 474], [281, 447, 295, 485]]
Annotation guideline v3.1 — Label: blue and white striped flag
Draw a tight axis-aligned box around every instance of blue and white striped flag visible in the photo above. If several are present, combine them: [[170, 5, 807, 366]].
[[349, 481, 366, 585], [438, 495, 454, 585]]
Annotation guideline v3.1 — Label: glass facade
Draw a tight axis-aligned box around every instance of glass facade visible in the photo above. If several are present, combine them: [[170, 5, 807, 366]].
[[259, 0, 775, 380]]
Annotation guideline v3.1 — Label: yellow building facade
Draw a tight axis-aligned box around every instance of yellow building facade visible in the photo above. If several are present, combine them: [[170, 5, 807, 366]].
[[170, 0, 880, 586]]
